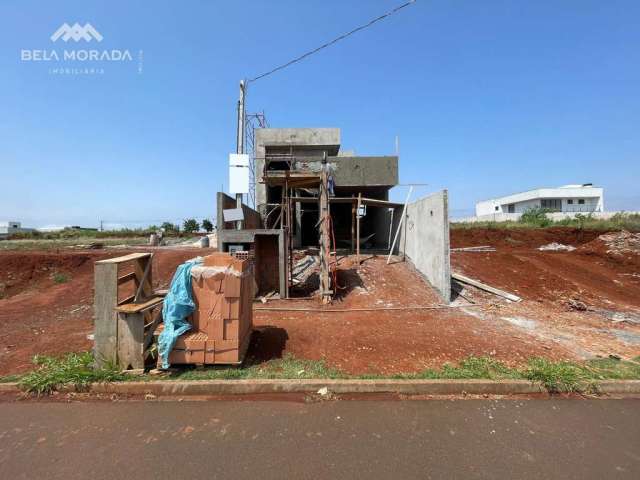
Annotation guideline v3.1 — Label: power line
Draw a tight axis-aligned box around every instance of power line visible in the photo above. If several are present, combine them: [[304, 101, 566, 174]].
[[248, 0, 417, 83]]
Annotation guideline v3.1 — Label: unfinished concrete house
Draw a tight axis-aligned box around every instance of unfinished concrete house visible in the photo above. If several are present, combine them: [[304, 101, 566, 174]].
[[217, 127, 450, 303]]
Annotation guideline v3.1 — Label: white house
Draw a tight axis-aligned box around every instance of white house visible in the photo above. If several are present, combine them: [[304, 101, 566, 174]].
[[0, 221, 35, 238], [475, 184, 604, 216]]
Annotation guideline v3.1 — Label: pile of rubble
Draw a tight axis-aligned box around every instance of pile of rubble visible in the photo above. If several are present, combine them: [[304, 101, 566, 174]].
[[597, 230, 640, 255], [538, 242, 576, 252]]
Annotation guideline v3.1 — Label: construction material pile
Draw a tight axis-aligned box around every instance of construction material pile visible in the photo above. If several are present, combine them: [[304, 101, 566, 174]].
[[596, 230, 640, 255], [538, 242, 576, 252], [165, 253, 253, 366]]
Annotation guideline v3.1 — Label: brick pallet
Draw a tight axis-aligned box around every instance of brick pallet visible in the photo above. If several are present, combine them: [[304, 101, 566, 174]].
[[168, 253, 253, 365]]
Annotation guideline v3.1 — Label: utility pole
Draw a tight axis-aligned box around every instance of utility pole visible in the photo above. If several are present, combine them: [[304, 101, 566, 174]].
[[235, 79, 246, 230]]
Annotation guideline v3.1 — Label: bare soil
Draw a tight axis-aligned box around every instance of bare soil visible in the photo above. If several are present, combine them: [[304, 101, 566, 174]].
[[1, 227, 639, 377], [0, 248, 213, 376]]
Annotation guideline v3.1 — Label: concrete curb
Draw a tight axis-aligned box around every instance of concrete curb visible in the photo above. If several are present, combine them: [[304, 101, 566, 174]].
[[2, 379, 640, 396], [595, 380, 640, 394], [0, 383, 20, 393], [89, 379, 546, 396]]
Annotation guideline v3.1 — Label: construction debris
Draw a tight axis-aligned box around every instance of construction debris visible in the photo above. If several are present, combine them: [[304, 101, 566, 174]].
[[254, 304, 480, 313], [451, 272, 522, 302], [451, 246, 496, 252], [291, 255, 318, 285], [538, 242, 576, 252], [566, 298, 589, 311], [601, 310, 640, 325], [597, 230, 640, 255]]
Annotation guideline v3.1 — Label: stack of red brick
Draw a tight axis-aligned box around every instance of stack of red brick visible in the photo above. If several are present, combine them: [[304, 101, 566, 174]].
[[168, 253, 253, 365]]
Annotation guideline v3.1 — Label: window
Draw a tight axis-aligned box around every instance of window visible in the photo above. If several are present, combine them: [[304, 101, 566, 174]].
[[568, 199, 573, 204], [508, 204, 515, 213], [495, 206, 499, 211], [578, 199, 585, 205], [541, 199, 562, 211]]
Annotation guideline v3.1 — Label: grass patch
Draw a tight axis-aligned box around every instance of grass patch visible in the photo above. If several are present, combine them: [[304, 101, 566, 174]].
[[0, 237, 149, 251], [175, 353, 344, 381], [11, 353, 640, 394], [0, 374, 22, 383], [19, 352, 125, 395]]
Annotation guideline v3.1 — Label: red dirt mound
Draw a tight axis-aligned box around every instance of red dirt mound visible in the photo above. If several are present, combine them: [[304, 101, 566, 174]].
[[451, 227, 602, 250], [0, 252, 102, 299], [576, 231, 640, 268], [451, 228, 640, 310]]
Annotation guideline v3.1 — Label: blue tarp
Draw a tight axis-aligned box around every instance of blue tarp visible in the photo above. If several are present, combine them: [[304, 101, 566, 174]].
[[157, 257, 203, 369]]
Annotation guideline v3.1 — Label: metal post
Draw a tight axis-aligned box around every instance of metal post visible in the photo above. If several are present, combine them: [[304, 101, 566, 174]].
[[356, 193, 362, 266], [351, 195, 355, 253], [387, 186, 413, 265], [235, 80, 246, 230]]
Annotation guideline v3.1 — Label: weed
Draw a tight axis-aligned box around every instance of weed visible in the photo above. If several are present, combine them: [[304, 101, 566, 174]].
[[175, 353, 344, 381], [19, 352, 124, 395], [522, 358, 593, 393], [52, 272, 69, 284], [452, 212, 640, 232]]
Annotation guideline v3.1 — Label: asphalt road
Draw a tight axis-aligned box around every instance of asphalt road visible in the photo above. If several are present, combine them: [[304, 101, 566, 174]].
[[1, 398, 639, 479]]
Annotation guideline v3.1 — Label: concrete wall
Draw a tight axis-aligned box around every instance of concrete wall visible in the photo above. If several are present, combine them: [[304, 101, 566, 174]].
[[216, 192, 262, 231], [255, 128, 341, 210], [329, 156, 398, 187], [398, 190, 451, 303], [452, 210, 639, 224]]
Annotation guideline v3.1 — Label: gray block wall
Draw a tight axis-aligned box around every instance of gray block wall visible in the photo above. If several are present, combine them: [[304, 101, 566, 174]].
[[255, 128, 341, 211], [398, 190, 451, 303]]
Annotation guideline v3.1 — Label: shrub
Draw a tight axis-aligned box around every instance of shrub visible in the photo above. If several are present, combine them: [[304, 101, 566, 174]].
[[519, 208, 552, 227]]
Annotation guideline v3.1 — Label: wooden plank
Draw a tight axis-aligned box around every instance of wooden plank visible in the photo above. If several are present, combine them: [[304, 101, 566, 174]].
[[452, 272, 521, 302], [117, 312, 145, 370], [289, 196, 403, 208], [118, 294, 135, 306], [319, 158, 331, 304], [134, 255, 154, 324], [95, 252, 152, 265], [116, 296, 163, 313], [143, 310, 163, 350], [94, 262, 119, 367], [356, 193, 361, 265], [451, 246, 496, 252], [117, 272, 137, 285], [134, 256, 153, 298], [134, 254, 153, 302], [351, 195, 355, 253]]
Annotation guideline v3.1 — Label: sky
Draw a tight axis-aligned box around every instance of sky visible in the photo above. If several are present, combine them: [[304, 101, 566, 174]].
[[1, 0, 639, 228]]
